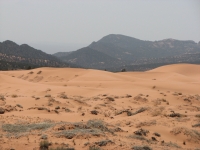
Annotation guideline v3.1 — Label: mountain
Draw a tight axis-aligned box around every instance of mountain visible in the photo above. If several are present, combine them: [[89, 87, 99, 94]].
[[54, 34, 200, 71], [0, 40, 73, 70], [60, 47, 123, 69], [89, 34, 200, 61]]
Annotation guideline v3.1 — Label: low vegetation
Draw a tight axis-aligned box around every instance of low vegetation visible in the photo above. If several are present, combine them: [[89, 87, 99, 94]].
[[0, 94, 5, 101], [2, 122, 54, 133], [132, 145, 152, 150]]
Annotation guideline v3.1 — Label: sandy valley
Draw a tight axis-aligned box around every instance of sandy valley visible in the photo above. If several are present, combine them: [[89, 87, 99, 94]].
[[0, 64, 200, 150]]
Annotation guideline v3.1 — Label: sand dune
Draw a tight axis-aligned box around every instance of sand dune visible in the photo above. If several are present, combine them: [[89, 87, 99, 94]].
[[0, 64, 200, 150], [149, 63, 200, 77]]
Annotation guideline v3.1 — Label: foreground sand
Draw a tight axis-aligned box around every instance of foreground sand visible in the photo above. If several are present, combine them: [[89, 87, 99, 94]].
[[0, 64, 200, 150]]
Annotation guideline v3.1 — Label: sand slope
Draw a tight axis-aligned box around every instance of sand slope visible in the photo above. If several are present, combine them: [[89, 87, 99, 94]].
[[0, 64, 200, 150]]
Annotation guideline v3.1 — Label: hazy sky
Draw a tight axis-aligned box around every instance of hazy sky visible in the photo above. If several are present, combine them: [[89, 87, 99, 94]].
[[0, 0, 200, 54]]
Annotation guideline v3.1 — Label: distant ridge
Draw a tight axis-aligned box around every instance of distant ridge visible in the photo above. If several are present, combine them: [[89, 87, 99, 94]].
[[59, 47, 123, 69], [54, 34, 200, 71], [0, 40, 74, 70]]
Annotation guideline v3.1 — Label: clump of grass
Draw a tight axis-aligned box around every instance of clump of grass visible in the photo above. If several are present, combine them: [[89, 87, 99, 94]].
[[128, 134, 149, 142], [28, 71, 34, 74], [73, 99, 89, 106], [106, 97, 115, 101], [36, 107, 49, 111], [11, 94, 18, 98], [89, 145, 101, 150], [40, 140, 49, 150], [2, 122, 53, 133], [95, 139, 114, 146], [65, 108, 71, 112], [0, 107, 5, 114], [136, 120, 156, 128], [35, 97, 40, 100], [40, 134, 48, 140], [37, 71, 42, 74], [192, 123, 200, 127], [46, 88, 51, 92], [55, 120, 112, 139], [126, 94, 132, 98], [59, 93, 68, 99], [16, 104, 23, 108], [154, 132, 161, 137], [169, 112, 186, 117], [0, 94, 5, 101], [86, 119, 108, 132], [55, 106, 60, 109], [115, 107, 146, 116], [55, 129, 102, 139], [132, 145, 152, 150], [151, 106, 165, 116], [93, 97, 100, 101], [45, 94, 51, 97], [134, 128, 149, 136], [50, 147, 74, 150], [161, 141, 181, 148], [134, 95, 148, 102], [195, 114, 200, 118], [170, 127, 200, 143], [91, 110, 99, 115], [131, 107, 147, 116]]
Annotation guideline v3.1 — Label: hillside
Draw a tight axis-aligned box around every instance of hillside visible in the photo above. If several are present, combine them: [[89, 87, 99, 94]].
[[0, 40, 73, 70], [54, 34, 200, 71], [89, 34, 200, 61], [60, 47, 123, 69]]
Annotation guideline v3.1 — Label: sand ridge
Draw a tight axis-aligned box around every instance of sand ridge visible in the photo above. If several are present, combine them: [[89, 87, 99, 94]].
[[0, 64, 200, 150]]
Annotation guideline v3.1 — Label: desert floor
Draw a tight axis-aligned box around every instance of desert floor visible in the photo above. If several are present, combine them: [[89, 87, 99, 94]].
[[0, 64, 200, 150]]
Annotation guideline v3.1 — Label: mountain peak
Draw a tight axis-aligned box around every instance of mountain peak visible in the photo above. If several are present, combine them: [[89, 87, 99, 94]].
[[98, 34, 141, 43], [2, 40, 19, 46]]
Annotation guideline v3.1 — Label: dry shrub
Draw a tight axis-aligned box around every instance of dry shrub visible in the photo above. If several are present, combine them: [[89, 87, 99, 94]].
[[136, 120, 156, 128], [0, 94, 5, 101], [152, 98, 168, 106], [104, 111, 111, 117], [106, 97, 115, 101], [134, 95, 148, 102], [195, 114, 200, 118], [46, 88, 51, 92], [170, 127, 200, 143], [151, 106, 165, 117], [161, 141, 181, 148], [2, 122, 53, 133], [37, 71, 42, 74], [11, 94, 18, 98], [93, 97, 101, 101], [45, 94, 51, 97], [128, 134, 149, 142], [28, 71, 34, 74], [58, 93, 68, 99], [94, 106, 100, 109], [132, 145, 152, 150], [95, 139, 114, 146], [39, 140, 49, 150], [73, 99, 90, 106]]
